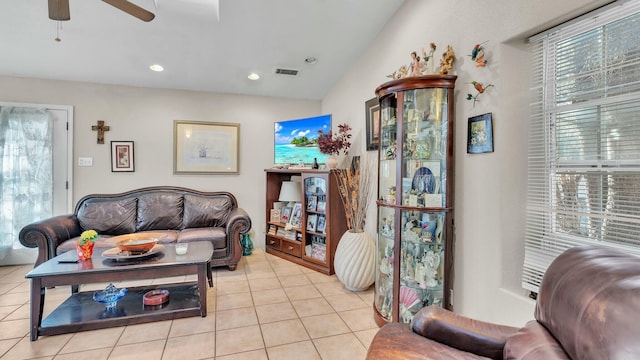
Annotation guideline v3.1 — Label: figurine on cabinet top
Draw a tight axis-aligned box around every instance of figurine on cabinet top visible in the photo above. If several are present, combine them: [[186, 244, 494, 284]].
[[439, 45, 456, 74], [409, 44, 436, 77], [387, 43, 451, 79], [387, 65, 409, 80], [409, 51, 426, 77]]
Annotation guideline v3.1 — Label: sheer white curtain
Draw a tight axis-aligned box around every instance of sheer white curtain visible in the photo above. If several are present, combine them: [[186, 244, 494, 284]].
[[0, 107, 53, 260]]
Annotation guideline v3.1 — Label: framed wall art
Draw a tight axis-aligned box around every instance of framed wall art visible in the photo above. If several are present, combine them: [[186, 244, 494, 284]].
[[174, 120, 240, 174], [467, 113, 494, 154], [111, 141, 134, 172], [365, 97, 380, 151]]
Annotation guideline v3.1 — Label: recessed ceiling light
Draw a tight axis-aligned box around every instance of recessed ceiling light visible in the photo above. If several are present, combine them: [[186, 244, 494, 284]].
[[248, 72, 260, 80], [304, 57, 318, 65], [149, 64, 164, 72]]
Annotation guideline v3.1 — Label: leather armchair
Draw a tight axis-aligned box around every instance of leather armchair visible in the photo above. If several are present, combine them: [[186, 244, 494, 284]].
[[367, 245, 640, 359]]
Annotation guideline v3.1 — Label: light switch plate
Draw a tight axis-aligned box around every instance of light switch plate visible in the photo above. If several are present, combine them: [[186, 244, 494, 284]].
[[78, 157, 93, 167]]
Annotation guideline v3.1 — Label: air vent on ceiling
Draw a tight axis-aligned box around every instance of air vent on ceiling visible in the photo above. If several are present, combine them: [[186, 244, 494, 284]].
[[274, 68, 299, 76]]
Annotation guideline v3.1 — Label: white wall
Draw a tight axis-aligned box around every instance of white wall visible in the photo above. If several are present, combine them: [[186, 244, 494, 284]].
[[0, 75, 320, 246], [322, 0, 613, 326]]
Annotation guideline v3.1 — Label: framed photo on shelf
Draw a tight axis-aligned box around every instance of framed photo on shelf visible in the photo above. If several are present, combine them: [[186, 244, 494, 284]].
[[366, 97, 380, 151], [173, 120, 240, 174], [281, 206, 292, 223], [307, 214, 318, 232], [316, 201, 326, 212], [467, 113, 494, 154], [111, 141, 134, 172], [316, 215, 326, 233], [270, 209, 281, 223], [307, 195, 317, 211], [289, 203, 303, 228]]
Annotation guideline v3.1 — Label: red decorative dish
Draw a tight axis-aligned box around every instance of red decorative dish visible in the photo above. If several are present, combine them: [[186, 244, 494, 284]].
[[143, 289, 170, 306]]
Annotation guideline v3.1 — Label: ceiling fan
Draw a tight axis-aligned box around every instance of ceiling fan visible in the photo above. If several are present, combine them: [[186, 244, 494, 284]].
[[48, 0, 155, 22]]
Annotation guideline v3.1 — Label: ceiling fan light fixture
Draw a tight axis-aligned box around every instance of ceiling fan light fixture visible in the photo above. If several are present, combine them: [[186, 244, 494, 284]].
[[248, 73, 260, 80], [149, 64, 164, 72]]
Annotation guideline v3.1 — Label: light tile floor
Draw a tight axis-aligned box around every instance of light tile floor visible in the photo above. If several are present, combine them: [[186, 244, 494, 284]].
[[0, 248, 379, 360]]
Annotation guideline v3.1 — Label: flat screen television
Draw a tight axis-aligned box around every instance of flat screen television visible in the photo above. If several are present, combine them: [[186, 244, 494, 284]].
[[274, 114, 331, 165]]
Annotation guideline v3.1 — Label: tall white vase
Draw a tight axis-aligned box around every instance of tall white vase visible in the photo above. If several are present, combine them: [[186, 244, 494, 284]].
[[334, 230, 375, 291]]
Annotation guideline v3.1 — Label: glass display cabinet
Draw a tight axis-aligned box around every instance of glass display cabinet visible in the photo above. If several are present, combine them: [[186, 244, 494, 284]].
[[373, 75, 457, 326]]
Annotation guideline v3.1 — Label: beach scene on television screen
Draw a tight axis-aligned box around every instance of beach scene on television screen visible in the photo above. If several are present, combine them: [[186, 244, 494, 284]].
[[275, 114, 331, 164]]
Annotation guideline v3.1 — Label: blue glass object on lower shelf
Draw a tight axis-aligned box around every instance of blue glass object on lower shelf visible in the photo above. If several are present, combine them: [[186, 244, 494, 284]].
[[93, 283, 128, 310]]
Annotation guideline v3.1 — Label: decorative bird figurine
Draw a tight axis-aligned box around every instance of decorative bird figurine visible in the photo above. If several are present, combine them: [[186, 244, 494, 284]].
[[471, 81, 492, 93], [469, 42, 488, 67], [466, 81, 494, 106]]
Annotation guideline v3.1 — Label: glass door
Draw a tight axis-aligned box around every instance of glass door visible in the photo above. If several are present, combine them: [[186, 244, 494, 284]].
[[302, 175, 328, 265]]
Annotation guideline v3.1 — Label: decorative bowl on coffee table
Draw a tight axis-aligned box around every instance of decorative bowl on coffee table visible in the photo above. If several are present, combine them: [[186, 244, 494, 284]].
[[93, 283, 128, 310], [106, 232, 164, 253], [117, 238, 158, 253]]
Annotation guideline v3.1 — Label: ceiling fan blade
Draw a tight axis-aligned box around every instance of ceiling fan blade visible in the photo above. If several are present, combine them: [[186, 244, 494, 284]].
[[48, 0, 70, 21], [102, 0, 155, 22]]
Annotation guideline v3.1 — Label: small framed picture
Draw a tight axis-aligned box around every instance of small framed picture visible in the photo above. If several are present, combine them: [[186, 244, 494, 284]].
[[365, 97, 380, 151], [316, 215, 326, 233], [111, 141, 135, 172], [467, 113, 494, 154], [270, 209, 281, 223], [316, 201, 326, 212], [289, 203, 303, 228], [307, 195, 317, 211], [281, 206, 292, 223], [307, 214, 318, 232]]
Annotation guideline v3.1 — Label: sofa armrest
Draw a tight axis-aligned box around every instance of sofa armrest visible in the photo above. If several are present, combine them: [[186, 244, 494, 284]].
[[212, 207, 251, 270], [367, 323, 487, 360], [226, 207, 252, 236], [18, 214, 82, 267], [412, 306, 520, 360]]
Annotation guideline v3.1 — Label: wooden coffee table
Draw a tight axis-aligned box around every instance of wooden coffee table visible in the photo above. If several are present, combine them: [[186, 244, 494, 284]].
[[25, 241, 213, 341]]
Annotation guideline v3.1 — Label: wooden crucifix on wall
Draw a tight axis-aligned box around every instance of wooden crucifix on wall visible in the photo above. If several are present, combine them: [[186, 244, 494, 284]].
[[91, 120, 110, 144]]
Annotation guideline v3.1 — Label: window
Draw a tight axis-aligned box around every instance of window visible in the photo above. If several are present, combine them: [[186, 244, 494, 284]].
[[523, 1, 640, 294]]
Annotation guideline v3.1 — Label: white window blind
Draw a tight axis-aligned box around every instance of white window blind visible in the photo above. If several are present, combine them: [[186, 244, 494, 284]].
[[524, 0, 640, 294]]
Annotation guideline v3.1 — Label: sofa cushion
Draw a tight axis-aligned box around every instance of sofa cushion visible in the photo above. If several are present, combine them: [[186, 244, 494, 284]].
[[178, 227, 226, 248], [503, 321, 570, 360], [137, 193, 184, 231], [183, 194, 232, 229], [77, 197, 137, 235]]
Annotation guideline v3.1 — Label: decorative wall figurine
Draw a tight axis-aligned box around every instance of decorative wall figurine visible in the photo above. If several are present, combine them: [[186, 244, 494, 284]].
[[469, 42, 488, 67], [466, 81, 494, 106]]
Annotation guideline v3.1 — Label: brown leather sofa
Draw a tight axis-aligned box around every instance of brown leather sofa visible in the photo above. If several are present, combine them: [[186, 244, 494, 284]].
[[366, 245, 640, 359], [19, 186, 252, 270]]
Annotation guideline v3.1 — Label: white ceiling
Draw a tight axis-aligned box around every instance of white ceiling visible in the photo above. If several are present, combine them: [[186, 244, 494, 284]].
[[0, 0, 405, 100]]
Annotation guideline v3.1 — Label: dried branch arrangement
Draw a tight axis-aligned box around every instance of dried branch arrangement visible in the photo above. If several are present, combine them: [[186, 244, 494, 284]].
[[334, 157, 374, 232]]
